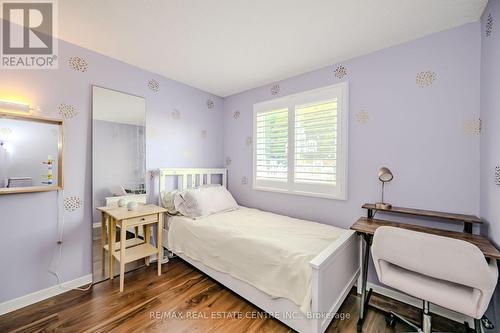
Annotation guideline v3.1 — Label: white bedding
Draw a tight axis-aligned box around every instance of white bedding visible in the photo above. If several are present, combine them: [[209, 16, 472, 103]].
[[167, 207, 346, 313]]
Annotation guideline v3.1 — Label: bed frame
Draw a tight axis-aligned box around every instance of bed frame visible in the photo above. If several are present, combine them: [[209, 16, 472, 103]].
[[158, 168, 360, 333]]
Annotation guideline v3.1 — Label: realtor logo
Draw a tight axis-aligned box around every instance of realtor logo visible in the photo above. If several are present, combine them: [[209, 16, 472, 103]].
[[1, 0, 58, 69]]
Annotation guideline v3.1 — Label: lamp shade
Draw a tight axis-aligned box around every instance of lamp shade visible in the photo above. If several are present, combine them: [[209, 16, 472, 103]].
[[378, 167, 393, 182]]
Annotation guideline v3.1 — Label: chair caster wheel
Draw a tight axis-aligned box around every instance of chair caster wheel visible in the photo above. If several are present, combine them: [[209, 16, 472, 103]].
[[482, 315, 494, 330], [385, 313, 396, 328]]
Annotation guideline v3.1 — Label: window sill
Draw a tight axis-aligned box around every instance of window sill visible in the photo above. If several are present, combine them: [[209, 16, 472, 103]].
[[252, 185, 347, 201]]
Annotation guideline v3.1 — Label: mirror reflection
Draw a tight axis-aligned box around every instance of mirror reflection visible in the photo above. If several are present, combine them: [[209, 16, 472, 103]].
[[0, 116, 61, 190], [92, 86, 146, 283]]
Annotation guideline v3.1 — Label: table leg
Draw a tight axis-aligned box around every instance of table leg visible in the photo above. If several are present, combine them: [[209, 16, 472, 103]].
[[108, 217, 115, 280], [100, 212, 107, 273], [144, 224, 150, 266], [357, 233, 373, 332], [157, 213, 163, 276], [119, 223, 126, 292]]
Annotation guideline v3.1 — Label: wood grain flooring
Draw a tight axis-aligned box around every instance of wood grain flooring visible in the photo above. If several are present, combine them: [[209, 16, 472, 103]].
[[0, 258, 465, 333]]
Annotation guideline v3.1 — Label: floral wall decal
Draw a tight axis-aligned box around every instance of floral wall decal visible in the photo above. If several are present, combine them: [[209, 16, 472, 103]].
[[495, 166, 500, 185], [270, 84, 280, 96], [334, 65, 347, 80], [225, 157, 232, 166], [206, 99, 215, 109], [464, 119, 481, 136], [241, 176, 248, 185], [171, 109, 181, 119], [233, 111, 240, 119], [68, 56, 88, 72], [486, 13, 493, 37], [416, 71, 437, 87], [64, 196, 83, 212], [58, 103, 78, 119], [245, 136, 252, 146], [148, 79, 160, 92], [355, 110, 369, 124], [200, 130, 208, 138]]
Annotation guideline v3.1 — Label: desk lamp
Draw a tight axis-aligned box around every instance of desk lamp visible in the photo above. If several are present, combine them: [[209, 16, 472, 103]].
[[375, 167, 393, 209]]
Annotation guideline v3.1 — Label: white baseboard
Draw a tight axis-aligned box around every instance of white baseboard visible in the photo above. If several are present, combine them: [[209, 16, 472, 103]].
[[0, 274, 92, 315], [365, 282, 473, 326]]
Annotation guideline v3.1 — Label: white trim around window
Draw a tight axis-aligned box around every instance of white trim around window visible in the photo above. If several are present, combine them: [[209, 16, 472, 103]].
[[252, 82, 348, 200]]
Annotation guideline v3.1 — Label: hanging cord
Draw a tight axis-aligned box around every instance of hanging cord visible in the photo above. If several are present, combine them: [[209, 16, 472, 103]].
[[48, 190, 93, 292]]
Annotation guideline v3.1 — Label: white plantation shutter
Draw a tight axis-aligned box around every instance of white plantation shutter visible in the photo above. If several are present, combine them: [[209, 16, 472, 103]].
[[253, 83, 347, 199], [255, 108, 289, 188], [294, 100, 337, 184]]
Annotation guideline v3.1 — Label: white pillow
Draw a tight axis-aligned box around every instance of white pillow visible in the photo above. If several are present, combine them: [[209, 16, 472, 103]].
[[160, 190, 181, 214], [170, 185, 221, 216], [174, 186, 238, 218], [173, 191, 189, 216]]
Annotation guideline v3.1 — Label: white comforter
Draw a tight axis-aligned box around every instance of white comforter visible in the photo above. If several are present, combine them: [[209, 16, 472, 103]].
[[167, 207, 345, 313]]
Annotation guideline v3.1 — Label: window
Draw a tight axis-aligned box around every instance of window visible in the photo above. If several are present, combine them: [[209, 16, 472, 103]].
[[253, 83, 348, 199]]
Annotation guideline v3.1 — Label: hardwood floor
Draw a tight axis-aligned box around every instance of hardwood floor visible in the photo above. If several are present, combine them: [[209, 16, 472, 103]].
[[0, 258, 465, 333]]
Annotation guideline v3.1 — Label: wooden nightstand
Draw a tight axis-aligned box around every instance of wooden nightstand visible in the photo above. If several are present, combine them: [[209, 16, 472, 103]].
[[97, 204, 167, 292]]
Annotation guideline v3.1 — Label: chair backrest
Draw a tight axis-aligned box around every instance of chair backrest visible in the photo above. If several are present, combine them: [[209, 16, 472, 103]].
[[371, 226, 496, 290]]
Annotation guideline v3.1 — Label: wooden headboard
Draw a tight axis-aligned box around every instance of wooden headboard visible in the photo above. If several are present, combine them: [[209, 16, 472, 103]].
[[157, 168, 227, 204]]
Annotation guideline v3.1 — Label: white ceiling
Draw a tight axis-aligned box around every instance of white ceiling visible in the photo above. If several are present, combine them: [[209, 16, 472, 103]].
[[58, 0, 487, 97], [92, 86, 145, 126]]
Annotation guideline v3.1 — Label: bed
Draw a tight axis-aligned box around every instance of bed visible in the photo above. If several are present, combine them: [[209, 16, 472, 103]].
[[158, 168, 360, 333]]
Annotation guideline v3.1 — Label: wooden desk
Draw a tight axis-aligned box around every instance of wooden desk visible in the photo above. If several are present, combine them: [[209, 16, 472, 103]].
[[362, 203, 482, 233], [351, 204, 499, 332], [97, 204, 167, 292], [352, 217, 500, 260]]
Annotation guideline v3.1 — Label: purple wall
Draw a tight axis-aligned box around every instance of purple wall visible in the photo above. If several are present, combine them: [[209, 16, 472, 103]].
[[0, 37, 224, 303], [224, 22, 481, 231], [480, 0, 500, 326]]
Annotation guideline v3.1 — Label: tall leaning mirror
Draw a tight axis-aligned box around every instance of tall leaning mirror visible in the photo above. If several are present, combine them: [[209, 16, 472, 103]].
[[92, 86, 146, 283]]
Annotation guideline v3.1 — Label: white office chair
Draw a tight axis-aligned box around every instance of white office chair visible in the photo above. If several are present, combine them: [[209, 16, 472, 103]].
[[371, 226, 498, 333]]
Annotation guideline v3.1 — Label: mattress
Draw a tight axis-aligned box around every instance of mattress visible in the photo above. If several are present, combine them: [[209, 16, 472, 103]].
[[167, 206, 346, 313]]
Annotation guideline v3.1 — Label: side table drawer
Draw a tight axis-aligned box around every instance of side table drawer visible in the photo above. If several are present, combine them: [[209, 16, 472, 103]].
[[124, 214, 158, 227]]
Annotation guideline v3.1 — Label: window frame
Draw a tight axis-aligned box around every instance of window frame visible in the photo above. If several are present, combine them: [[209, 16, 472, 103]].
[[252, 82, 348, 200]]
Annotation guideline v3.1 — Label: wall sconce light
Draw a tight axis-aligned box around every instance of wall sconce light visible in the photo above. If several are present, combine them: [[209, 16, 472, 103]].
[[375, 166, 394, 209], [0, 100, 32, 114]]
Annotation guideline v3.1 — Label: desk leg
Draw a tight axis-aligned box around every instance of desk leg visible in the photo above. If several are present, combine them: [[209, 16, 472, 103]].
[[357, 233, 373, 332], [109, 217, 115, 280], [100, 212, 107, 273], [119, 224, 126, 292], [157, 213, 163, 276]]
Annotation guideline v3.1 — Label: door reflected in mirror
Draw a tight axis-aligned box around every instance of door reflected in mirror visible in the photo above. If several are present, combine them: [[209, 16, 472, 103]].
[[92, 86, 146, 283]]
